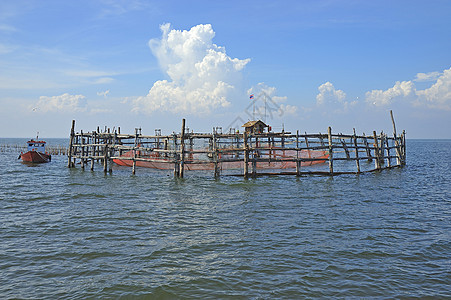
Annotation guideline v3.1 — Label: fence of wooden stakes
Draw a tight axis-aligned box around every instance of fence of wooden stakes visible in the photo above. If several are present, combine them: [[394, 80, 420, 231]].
[[67, 111, 406, 178]]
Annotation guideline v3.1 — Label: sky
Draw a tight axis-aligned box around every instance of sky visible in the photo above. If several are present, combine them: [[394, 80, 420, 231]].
[[1, 0, 450, 138]]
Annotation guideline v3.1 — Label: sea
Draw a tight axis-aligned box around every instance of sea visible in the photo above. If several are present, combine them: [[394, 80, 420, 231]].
[[0, 138, 450, 299]]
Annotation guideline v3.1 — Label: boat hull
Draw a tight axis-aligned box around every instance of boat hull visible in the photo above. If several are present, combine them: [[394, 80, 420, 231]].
[[20, 151, 51, 163]]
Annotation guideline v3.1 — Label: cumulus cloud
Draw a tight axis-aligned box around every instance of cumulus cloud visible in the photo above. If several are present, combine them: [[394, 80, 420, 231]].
[[416, 67, 451, 110], [365, 81, 415, 107], [316, 82, 346, 105], [366, 67, 451, 110], [315, 82, 356, 113], [34, 93, 87, 113], [132, 23, 251, 115], [414, 71, 441, 82]]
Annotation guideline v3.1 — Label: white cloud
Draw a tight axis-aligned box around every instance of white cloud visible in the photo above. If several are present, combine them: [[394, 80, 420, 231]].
[[416, 67, 451, 110], [132, 23, 251, 115], [414, 71, 441, 82], [365, 67, 451, 110], [316, 82, 346, 106], [315, 82, 356, 113], [34, 93, 87, 113], [365, 80, 415, 107], [97, 89, 110, 98]]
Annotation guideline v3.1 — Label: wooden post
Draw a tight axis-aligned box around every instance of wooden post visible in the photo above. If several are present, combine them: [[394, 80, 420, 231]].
[[243, 131, 249, 179], [373, 131, 381, 170], [327, 127, 333, 175], [80, 130, 85, 170], [319, 133, 325, 147], [385, 136, 391, 168], [340, 136, 350, 159], [213, 131, 220, 178], [391, 110, 402, 166], [304, 132, 311, 159], [90, 131, 95, 171], [164, 139, 168, 158], [173, 132, 178, 177], [353, 128, 360, 173], [296, 130, 300, 176], [67, 120, 75, 168], [179, 119, 186, 178], [103, 144, 108, 173], [379, 132, 385, 167], [109, 132, 116, 173], [132, 129, 138, 175], [251, 135, 257, 178], [402, 130, 406, 165], [363, 133, 372, 162]]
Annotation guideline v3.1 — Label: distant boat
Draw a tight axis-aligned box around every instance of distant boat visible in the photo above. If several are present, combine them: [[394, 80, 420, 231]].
[[19, 137, 51, 163]]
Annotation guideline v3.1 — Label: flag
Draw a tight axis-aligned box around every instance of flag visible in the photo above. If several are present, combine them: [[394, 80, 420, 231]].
[[249, 94, 254, 100]]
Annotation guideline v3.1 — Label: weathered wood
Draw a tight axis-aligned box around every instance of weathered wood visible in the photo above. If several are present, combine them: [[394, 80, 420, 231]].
[[373, 131, 381, 170], [296, 130, 300, 176], [385, 136, 391, 168], [67, 116, 405, 177], [179, 118, 186, 178], [353, 128, 361, 173], [213, 130, 220, 178], [362, 133, 372, 162], [67, 120, 76, 168], [327, 127, 333, 174], [340, 135, 350, 159], [103, 144, 108, 173], [304, 132, 311, 159], [243, 131, 249, 179], [172, 133, 178, 177], [132, 129, 138, 175]]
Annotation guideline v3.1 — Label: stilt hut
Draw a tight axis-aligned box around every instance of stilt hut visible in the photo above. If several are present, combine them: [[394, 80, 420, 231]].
[[242, 120, 269, 134]]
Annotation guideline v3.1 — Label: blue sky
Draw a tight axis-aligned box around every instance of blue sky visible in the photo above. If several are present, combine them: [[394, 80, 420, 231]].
[[1, 0, 450, 138]]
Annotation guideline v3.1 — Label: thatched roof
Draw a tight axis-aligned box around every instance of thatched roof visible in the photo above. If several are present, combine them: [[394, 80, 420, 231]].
[[241, 120, 268, 128]]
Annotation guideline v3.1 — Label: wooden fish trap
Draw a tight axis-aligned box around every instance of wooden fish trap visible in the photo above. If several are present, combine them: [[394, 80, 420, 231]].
[[66, 111, 406, 178]]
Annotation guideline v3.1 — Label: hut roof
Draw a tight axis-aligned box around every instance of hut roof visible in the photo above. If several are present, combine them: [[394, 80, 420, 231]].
[[242, 120, 268, 128]]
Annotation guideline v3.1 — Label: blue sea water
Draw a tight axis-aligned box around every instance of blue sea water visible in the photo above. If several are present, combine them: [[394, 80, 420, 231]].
[[0, 138, 450, 298]]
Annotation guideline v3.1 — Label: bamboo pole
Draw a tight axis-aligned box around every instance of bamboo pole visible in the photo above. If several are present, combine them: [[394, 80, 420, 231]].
[[385, 136, 391, 168], [296, 130, 300, 176], [243, 131, 249, 179], [402, 130, 406, 165], [304, 132, 311, 159], [213, 130, 219, 178], [81, 130, 85, 170], [373, 131, 381, 170], [340, 136, 350, 159], [173, 132, 178, 177], [179, 118, 186, 178], [132, 129, 138, 175], [67, 120, 75, 168], [328, 127, 333, 174], [363, 133, 372, 162], [353, 128, 360, 173], [103, 144, 108, 173]]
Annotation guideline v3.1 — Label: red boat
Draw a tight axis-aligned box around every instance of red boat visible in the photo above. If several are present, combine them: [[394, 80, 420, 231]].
[[19, 138, 51, 163]]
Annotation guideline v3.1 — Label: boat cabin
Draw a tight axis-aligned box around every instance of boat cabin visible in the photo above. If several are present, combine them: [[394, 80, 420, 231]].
[[242, 120, 269, 134], [27, 140, 46, 153]]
